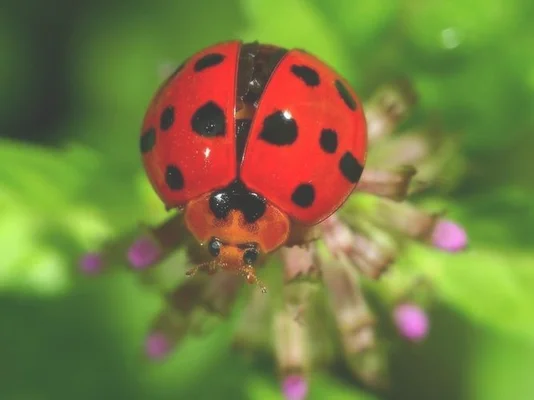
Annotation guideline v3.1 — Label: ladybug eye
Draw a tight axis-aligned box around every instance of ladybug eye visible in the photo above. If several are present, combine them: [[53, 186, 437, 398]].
[[243, 248, 259, 266], [208, 238, 221, 257]]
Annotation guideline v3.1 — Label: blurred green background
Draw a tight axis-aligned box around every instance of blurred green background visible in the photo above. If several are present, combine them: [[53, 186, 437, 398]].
[[1, 0, 534, 399]]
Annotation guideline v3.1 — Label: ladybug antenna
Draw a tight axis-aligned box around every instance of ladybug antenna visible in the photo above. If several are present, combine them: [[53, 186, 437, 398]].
[[216, 261, 228, 271], [185, 260, 219, 278], [239, 264, 267, 293]]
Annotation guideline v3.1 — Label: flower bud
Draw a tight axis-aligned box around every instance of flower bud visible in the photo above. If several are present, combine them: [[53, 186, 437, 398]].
[[79, 252, 104, 275], [393, 303, 429, 342], [431, 219, 468, 252], [282, 375, 308, 400], [127, 235, 162, 269]]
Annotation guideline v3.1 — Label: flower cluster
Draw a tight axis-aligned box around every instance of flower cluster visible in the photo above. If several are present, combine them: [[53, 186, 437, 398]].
[[80, 80, 467, 399]]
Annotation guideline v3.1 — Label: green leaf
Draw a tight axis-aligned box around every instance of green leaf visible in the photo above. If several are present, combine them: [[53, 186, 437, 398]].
[[245, 371, 379, 400], [403, 244, 534, 341], [309, 0, 399, 51], [0, 14, 31, 129], [0, 140, 88, 212], [309, 374, 379, 400], [402, 0, 523, 53], [0, 140, 114, 295], [468, 328, 534, 400], [239, 0, 351, 78], [455, 187, 534, 249]]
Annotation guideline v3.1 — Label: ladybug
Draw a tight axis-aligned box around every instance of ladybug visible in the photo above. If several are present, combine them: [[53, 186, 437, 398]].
[[140, 41, 367, 290]]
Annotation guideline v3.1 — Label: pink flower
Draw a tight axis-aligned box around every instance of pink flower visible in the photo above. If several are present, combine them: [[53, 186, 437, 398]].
[[145, 332, 172, 360], [432, 219, 468, 252], [282, 375, 308, 400], [127, 235, 162, 269], [393, 303, 429, 342], [79, 252, 103, 275]]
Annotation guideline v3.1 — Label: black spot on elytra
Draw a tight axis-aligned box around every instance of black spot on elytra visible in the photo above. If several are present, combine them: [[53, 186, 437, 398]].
[[319, 129, 338, 153], [259, 111, 298, 146], [291, 183, 315, 208], [339, 152, 363, 183], [160, 106, 175, 131], [291, 65, 320, 87], [140, 128, 156, 154], [191, 102, 226, 137], [335, 79, 357, 111], [165, 165, 184, 190], [194, 53, 225, 72]]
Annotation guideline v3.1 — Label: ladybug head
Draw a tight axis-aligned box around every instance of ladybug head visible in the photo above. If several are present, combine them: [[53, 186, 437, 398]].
[[206, 237, 260, 267], [183, 193, 291, 290], [203, 237, 265, 291]]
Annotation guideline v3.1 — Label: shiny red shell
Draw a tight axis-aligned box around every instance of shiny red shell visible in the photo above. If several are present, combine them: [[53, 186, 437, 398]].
[[141, 41, 367, 225]]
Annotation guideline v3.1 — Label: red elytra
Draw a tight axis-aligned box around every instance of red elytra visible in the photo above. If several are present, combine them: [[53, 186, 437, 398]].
[[240, 49, 366, 224], [141, 41, 240, 205], [140, 41, 367, 289]]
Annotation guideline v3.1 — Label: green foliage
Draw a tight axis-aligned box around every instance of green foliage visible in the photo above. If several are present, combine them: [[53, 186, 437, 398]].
[[0, 140, 110, 294], [407, 242, 534, 341], [1, 0, 533, 398]]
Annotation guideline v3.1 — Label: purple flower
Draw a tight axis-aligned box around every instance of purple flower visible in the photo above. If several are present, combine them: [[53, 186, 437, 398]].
[[282, 375, 308, 400], [79, 252, 103, 275], [144, 332, 172, 360], [127, 235, 161, 269], [393, 303, 429, 342], [432, 219, 468, 252]]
